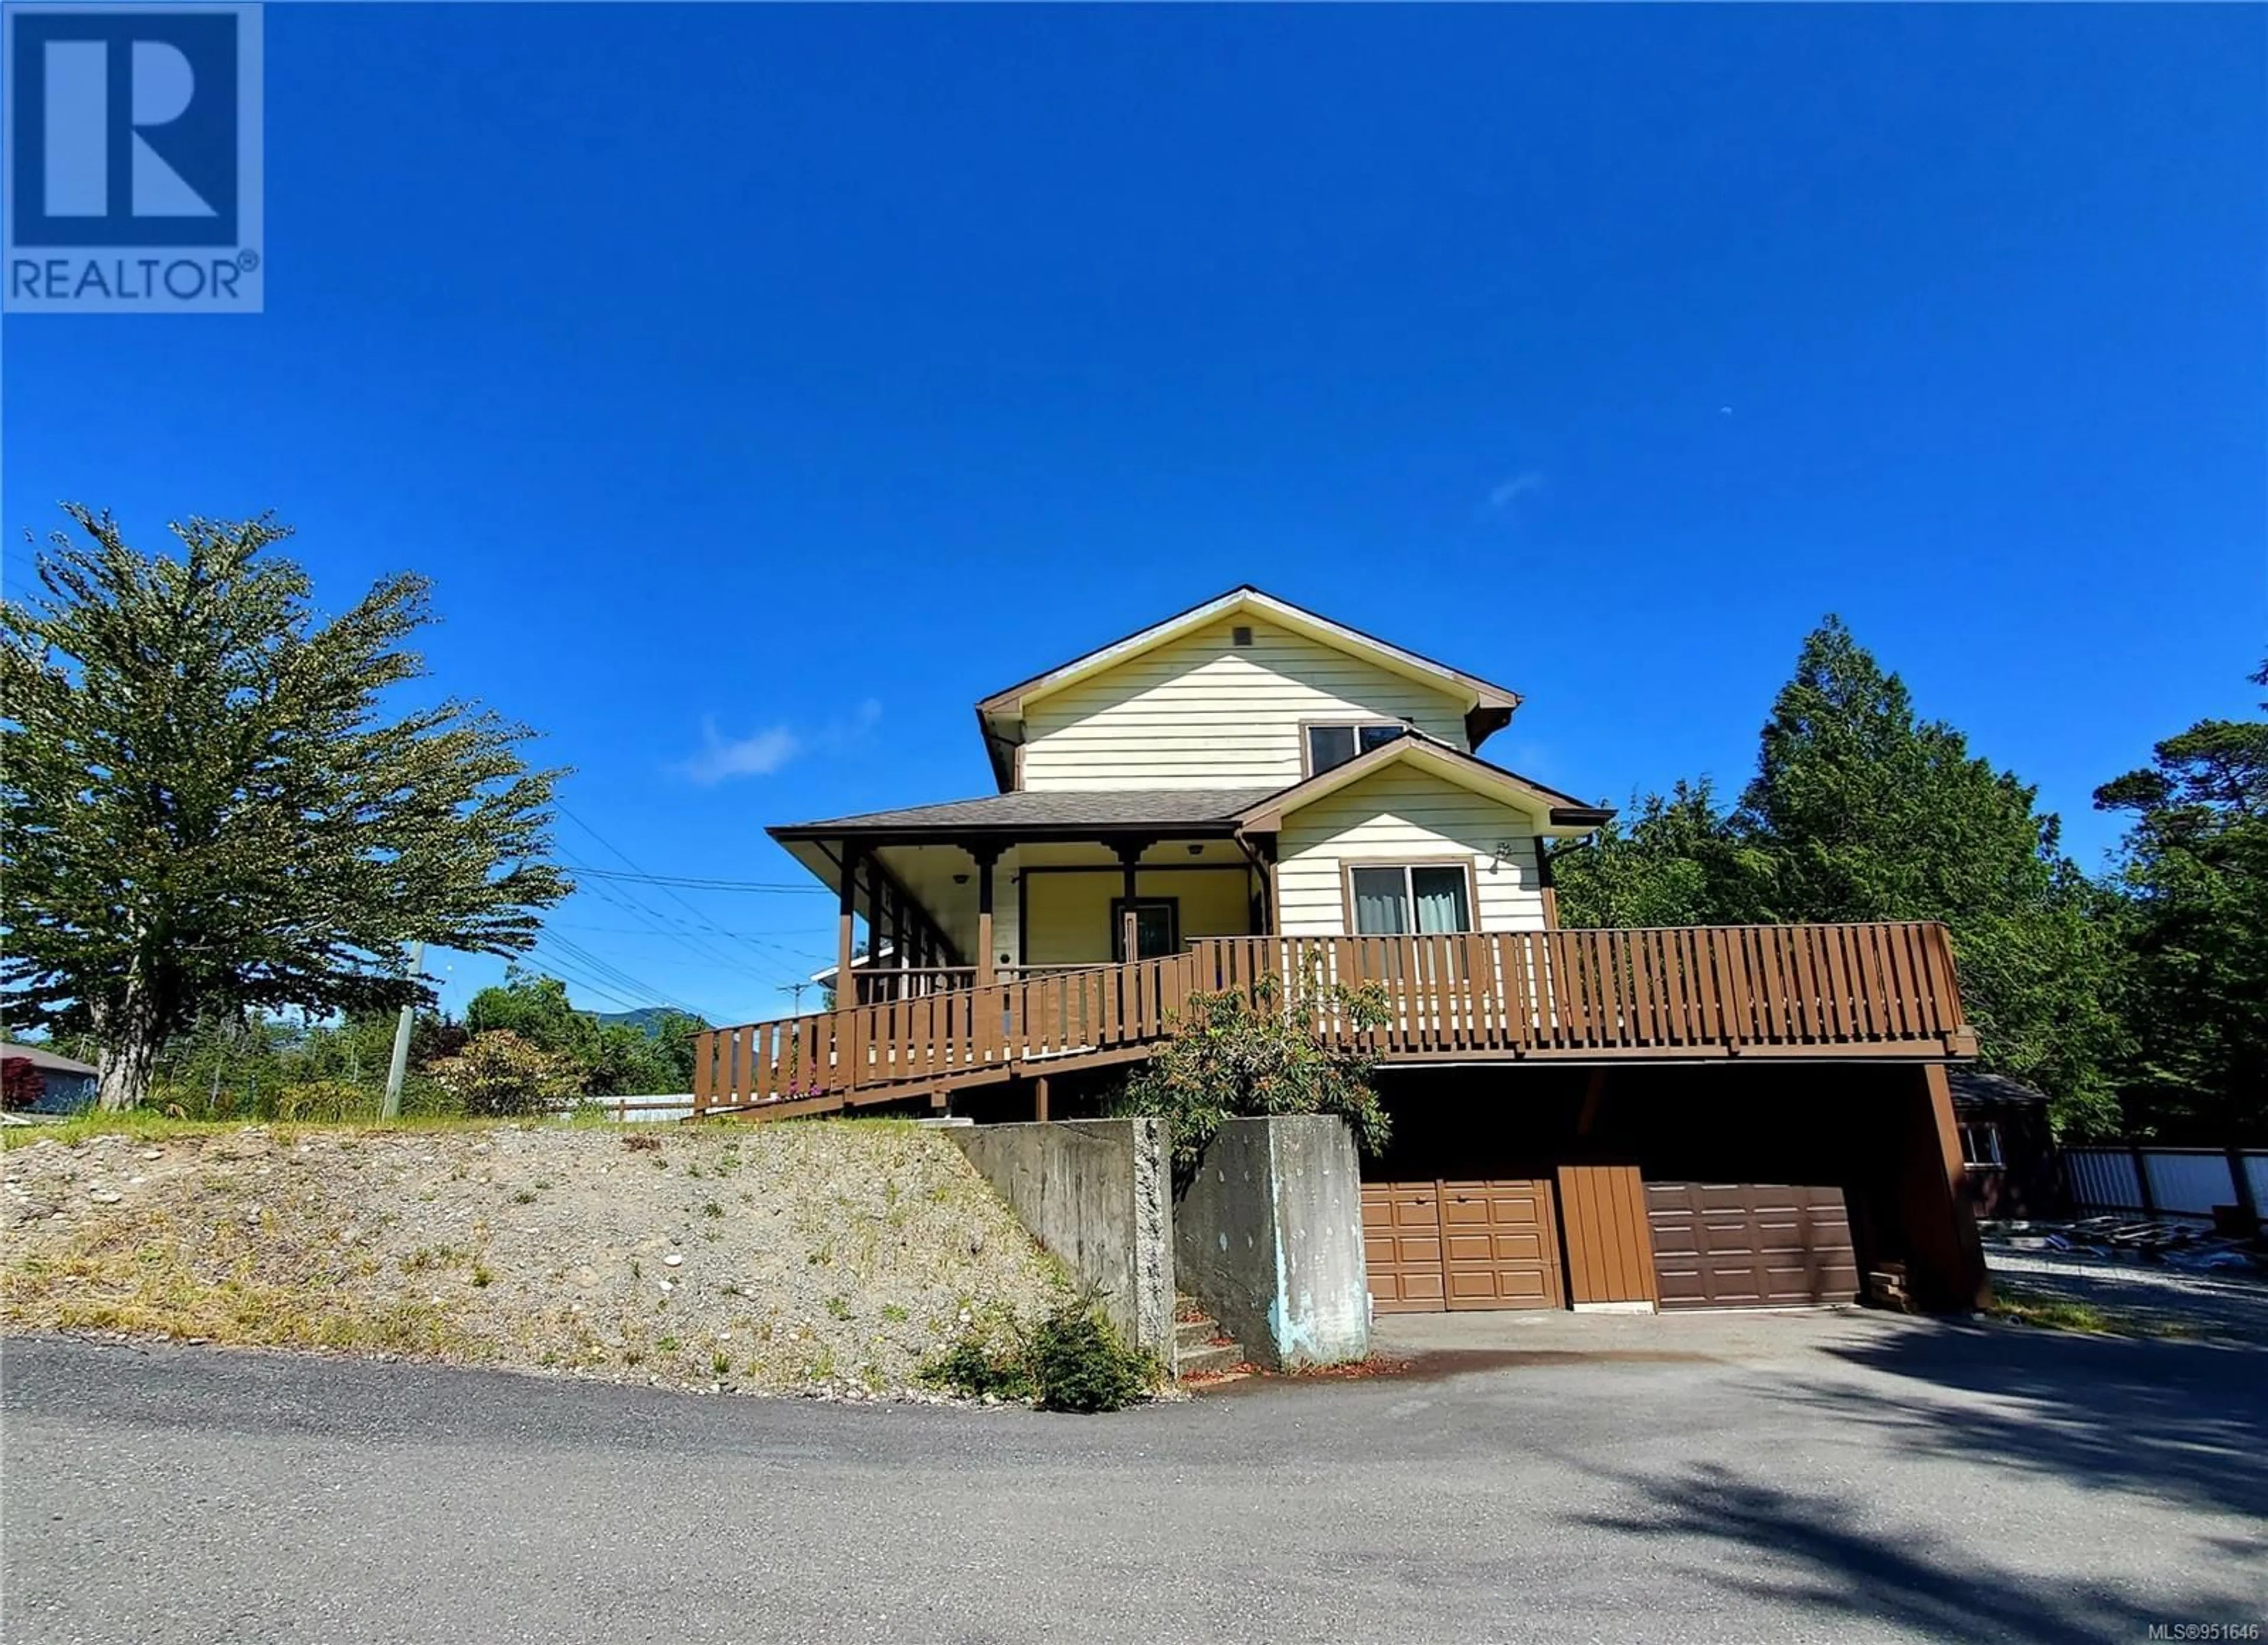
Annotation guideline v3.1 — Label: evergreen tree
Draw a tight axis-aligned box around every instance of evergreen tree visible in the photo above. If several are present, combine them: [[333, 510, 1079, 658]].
[[1551, 780, 1767, 929], [1547, 618, 2124, 1135], [1, 506, 569, 1108], [2095, 661, 2268, 1147]]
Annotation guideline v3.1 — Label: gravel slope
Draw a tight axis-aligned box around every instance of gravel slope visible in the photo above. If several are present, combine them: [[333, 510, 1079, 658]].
[[2, 1120, 1068, 1398]]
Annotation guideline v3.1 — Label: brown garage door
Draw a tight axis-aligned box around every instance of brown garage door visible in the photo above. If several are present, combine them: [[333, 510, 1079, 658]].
[[1645, 1183, 1859, 1310], [1361, 1179, 1564, 1313], [1360, 1181, 1446, 1313]]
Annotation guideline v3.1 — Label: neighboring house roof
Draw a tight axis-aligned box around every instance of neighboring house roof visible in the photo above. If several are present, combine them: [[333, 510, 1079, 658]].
[[1233, 733, 1613, 834], [772, 787, 1281, 844], [0, 1045, 99, 1078], [1947, 1069, 2050, 1114], [810, 943, 894, 985], [972, 586, 1526, 791]]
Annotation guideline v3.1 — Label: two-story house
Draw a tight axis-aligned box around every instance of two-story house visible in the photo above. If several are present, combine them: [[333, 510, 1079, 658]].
[[699, 588, 1988, 1317]]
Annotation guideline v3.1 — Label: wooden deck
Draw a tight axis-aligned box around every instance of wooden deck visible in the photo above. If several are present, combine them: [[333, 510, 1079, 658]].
[[691, 922, 1975, 1121]]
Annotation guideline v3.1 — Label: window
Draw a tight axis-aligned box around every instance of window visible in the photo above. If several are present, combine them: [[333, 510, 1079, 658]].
[[1348, 864, 1472, 935], [1306, 721, 1406, 775], [1959, 1122, 2003, 1170]]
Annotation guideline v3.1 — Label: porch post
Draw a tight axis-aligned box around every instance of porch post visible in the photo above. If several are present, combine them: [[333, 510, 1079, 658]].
[[972, 845, 1001, 990], [835, 842, 862, 1003], [1115, 837, 1149, 960], [889, 891, 907, 989]]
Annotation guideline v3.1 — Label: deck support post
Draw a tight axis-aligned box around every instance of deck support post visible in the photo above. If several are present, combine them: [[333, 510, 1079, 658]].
[[1034, 1075, 1050, 1124], [1898, 1063, 1991, 1311]]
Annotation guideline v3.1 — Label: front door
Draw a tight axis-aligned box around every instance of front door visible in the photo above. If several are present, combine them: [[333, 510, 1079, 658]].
[[1110, 897, 1179, 961]]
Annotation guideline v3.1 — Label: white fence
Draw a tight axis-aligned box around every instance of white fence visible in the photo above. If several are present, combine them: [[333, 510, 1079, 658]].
[[2061, 1147, 2266, 1219]]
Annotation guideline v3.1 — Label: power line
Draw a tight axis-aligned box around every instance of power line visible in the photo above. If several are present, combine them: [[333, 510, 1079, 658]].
[[554, 805, 829, 981], [566, 866, 826, 894], [563, 860, 808, 984], [521, 941, 697, 1017], [545, 919, 827, 939], [539, 932, 705, 1018]]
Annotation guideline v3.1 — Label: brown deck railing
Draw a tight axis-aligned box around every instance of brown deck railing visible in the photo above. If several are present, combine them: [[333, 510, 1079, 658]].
[[850, 967, 979, 1005], [691, 922, 1973, 1118]]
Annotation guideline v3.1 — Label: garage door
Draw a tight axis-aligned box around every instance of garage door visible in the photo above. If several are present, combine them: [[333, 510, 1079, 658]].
[[1645, 1183, 1859, 1310], [1360, 1182, 1446, 1313], [1361, 1179, 1564, 1313]]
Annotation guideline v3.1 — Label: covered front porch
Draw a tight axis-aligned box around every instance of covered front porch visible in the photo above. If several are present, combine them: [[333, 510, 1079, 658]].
[[771, 791, 1280, 1004]]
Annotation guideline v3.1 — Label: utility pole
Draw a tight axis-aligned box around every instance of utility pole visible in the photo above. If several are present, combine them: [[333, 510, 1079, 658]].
[[381, 941, 424, 1121]]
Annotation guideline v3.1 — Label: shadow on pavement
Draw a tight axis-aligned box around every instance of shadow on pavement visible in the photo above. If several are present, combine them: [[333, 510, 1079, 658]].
[[1566, 1456, 2249, 1645], [1804, 1320, 2268, 1522]]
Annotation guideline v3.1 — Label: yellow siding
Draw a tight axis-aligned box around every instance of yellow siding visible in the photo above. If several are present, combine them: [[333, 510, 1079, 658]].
[[1019, 614, 1471, 791], [1019, 867, 1256, 966], [1276, 766, 1546, 936]]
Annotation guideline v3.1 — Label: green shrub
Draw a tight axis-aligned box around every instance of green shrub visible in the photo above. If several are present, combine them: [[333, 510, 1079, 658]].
[[1109, 969, 1392, 1183], [1025, 1299, 1155, 1414], [272, 1079, 380, 1123], [917, 1333, 1035, 1404], [915, 1292, 1156, 1414], [425, 1030, 582, 1117]]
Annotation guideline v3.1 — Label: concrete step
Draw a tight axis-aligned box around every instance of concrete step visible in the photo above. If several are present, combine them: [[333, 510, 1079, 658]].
[[1173, 1340, 1246, 1379], [1170, 1298, 1247, 1379], [1174, 1317, 1224, 1351]]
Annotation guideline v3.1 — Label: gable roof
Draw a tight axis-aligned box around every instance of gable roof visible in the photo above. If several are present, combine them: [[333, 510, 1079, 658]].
[[1946, 1069, 2049, 1113], [973, 586, 1524, 791], [1231, 732, 1612, 836]]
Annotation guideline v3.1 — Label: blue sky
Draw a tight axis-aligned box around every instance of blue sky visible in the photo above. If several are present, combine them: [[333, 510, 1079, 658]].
[[5, 5, 2262, 1027]]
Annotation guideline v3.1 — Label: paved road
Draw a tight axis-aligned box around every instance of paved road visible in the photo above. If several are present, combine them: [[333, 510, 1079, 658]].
[[4, 1314, 2262, 1644]]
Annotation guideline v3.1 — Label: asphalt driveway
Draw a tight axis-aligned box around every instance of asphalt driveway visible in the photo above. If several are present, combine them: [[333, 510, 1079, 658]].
[[4, 1314, 2261, 1644]]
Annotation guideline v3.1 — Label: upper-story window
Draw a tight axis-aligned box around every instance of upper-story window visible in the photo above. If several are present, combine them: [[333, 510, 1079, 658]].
[[1305, 720, 1406, 776]]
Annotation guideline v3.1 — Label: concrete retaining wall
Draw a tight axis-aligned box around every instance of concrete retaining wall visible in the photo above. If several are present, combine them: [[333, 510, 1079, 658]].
[[1175, 1116, 1370, 1370], [950, 1119, 1172, 1358]]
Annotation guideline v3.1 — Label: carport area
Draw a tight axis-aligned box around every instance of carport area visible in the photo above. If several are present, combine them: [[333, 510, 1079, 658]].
[[1359, 1060, 1986, 1317]]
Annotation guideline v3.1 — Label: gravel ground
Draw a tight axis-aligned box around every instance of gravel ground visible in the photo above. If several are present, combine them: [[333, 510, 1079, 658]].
[[1, 1120, 1068, 1397], [1986, 1245, 2268, 1347]]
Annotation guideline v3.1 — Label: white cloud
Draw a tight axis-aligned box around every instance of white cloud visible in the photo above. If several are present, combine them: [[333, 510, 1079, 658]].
[[1487, 470, 1547, 514], [673, 719, 801, 785], [669, 699, 882, 785]]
